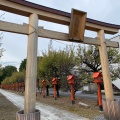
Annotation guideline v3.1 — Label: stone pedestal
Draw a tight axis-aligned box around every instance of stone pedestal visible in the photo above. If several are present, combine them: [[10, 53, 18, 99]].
[[103, 99, 120, 120], [16, 109, 40, 120]]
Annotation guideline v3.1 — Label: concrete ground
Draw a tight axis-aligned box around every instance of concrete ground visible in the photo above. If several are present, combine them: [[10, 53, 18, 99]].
[[0, 89, 89, 120], [54, 90, 120, 100]]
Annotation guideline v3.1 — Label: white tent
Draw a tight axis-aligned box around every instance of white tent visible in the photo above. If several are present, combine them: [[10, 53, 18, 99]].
[[112, 78, 120, 89]]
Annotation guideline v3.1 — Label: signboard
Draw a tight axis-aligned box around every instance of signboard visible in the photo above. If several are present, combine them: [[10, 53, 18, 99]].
[[69, 9, 87, 41]]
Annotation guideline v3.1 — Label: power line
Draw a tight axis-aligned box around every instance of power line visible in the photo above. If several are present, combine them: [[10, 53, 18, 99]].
[[34, 25, 81, 47], [0, 13, 5, 19]]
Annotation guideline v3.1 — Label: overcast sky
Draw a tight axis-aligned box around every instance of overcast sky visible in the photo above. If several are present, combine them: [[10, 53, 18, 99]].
[[0, 0, 120, 70]]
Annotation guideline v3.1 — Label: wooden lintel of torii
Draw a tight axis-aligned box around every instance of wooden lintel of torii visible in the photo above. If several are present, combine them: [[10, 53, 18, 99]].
[[0, 0, 120, 34], [0, 20, 119, 48]]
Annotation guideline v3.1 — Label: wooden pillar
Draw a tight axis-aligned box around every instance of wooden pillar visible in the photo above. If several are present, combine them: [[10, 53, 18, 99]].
[[97, 83, 103, 111], [71, 84, 75, 104], [24, 13, 38, 114], [97, 29, 114, 101], [54, 85, 57, 100], [42, 84, 45, 98]]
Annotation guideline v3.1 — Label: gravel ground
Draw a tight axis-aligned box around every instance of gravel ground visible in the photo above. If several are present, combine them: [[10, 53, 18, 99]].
[[0, 93, 19, 120], [0, 89, 88, 120], [35, 93, 105, 119], [94, 114, 106, 120], [0, 89, 106, 120]]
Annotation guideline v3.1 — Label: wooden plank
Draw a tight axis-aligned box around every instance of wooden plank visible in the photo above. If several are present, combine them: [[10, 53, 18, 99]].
[[0, 0, 119, 34], [0, 20, 28, 35], [69, 9, 87, 41], [78, 102, 89, 108], [86, 22, 119, 34], [0, 21, 119, 48]]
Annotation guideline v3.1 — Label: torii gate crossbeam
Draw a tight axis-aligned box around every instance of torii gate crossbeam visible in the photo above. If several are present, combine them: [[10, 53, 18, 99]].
[[0, 20, 119, 48]]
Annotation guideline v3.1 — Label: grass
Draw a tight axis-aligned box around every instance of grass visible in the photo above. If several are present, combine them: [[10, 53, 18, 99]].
[[36, 93, 103, 119], [0, 93, 19, 120]]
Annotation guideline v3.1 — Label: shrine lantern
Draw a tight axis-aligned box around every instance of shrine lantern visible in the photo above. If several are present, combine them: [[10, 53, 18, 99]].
[[52, 78, 58, 85], [92, 72, 103, 111], [67, 75, 75, 104], [92, 72, 103, 83], [52, 78, 58, 100], [67, 75, 75, 85], [42, 80, 46, 98]]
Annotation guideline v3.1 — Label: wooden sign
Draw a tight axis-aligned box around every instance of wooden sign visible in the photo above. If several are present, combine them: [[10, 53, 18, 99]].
[[69, 9, 87, 41]]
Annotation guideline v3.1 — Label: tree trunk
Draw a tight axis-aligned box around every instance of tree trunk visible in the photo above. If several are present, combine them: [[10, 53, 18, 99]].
[[46, 85, 49, 96], [56, 84, 60, 97]]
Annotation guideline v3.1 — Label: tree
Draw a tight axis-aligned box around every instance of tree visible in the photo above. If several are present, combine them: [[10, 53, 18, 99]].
[[1, 77, 11, 85], [76, 45, 120, 84], [19, 57, 42, 72], [0, 13, 5, 58], [10, 71, 25, 83], [1, 65, 17, 81], [37, 47, 77, 96], [19, 59, 26, 72], [110, 65, 120, 80], [1, 71, 25, 92], [0, 31, 5, 83]]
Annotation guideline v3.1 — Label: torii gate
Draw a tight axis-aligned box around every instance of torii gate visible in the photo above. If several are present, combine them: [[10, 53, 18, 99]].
[[0, 0, 120, 120]]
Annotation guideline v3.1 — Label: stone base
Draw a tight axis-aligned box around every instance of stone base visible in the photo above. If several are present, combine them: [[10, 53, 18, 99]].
[[103, 99, 120, 120], [16, 109, 40, 120]]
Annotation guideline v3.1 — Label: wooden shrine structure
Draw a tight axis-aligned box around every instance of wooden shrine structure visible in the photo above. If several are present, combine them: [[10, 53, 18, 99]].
[[0, 0, 120, 119]]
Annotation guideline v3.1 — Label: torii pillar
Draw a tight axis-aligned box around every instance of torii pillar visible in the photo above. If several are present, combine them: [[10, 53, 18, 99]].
[[17, 13, 40, 119], [24, 13, 38, 113], [98, 30, 114, 101], [98, 30, 119, 120]]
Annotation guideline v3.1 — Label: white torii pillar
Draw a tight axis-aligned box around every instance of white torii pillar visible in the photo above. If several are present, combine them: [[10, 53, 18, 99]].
[[24, 13, 38, 114]]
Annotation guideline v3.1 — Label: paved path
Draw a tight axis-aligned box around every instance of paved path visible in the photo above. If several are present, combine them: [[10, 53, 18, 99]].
[[55, 91, 120, 100], [0, 89, 89, 120]]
